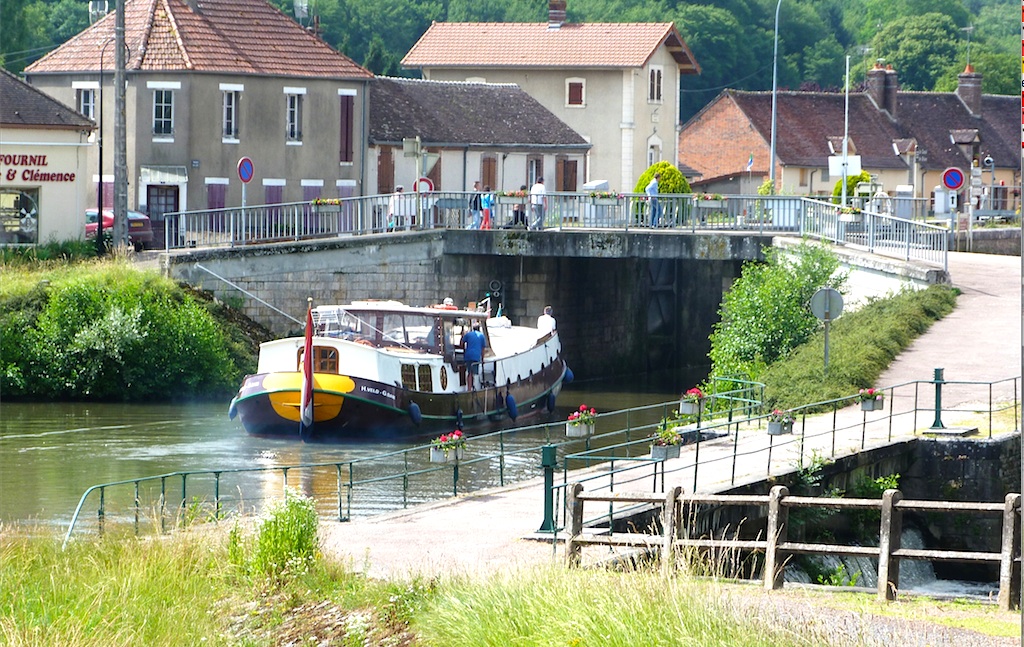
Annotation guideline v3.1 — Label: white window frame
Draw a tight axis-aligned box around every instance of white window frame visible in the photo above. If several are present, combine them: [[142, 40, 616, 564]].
[[220, 83, 243, 143], [147, 81, 180, 141], [284, 87, 306, 144], [73, 81, 98, 120], [565, 77, 586, 108], [648, 65, 663, 104]]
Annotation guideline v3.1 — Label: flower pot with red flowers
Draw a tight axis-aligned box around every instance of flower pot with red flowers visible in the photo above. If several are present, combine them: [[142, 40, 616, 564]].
[[650, 421, 682, 461], [679, 387, 704, 415], [858, 388, 884, 411], [430, 430, 466, 463], [566, 404, 596, 437], [767, 409, 795, 435]]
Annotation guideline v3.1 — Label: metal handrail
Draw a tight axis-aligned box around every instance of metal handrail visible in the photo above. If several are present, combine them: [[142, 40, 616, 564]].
[[63, 373, 1018, 546], [164, 193, 949, 269]]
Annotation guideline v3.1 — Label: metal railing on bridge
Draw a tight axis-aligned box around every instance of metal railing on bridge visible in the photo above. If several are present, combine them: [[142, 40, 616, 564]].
[[165, 192, 949, 269], [62, 373, 1019, 546]]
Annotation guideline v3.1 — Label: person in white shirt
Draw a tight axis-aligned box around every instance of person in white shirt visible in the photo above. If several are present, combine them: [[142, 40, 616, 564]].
[[537, 305, 556, 334], [388, 186, 414, 230], [529, 177, 547, 231]]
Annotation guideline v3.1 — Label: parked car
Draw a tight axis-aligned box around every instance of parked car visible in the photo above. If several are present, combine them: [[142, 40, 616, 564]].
[[85, 209, 154, 250]]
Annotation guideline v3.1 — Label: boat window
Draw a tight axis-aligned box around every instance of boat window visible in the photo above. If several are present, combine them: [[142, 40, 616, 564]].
[[298, 345, 339, 374], [417, 365, 432, 391], [401, 364, 417, 389], [383, 314, 437, 349]]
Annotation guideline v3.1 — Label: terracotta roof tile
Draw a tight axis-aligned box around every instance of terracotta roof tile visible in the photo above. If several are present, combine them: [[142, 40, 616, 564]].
[[0, 68, 94, 130], [402, 22, 699, 73], [26, 0, 371, 79], [369, 77, 589, 149]]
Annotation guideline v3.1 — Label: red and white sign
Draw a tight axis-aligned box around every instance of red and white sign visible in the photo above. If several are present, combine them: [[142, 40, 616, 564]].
[[941, 167, 965, 191], [414, 176, 434, 193]]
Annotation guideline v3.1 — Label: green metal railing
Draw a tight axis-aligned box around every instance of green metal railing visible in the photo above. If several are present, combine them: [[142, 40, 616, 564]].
[[63, 372, 1018, 547]]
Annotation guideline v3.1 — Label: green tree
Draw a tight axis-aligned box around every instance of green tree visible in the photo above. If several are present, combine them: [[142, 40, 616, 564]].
[[708, 242, 846, 380], [633, 161, 690, 195], [870, 14, 961, 90], [832, 171, 871, 203], [802, 35, 845, 88]]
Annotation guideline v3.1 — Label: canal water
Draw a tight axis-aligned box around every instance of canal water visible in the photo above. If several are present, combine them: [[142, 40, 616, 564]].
[[0, 372, 697, 530]]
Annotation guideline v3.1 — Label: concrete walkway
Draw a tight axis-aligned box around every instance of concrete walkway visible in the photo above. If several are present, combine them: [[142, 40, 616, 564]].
[[320, 252, 1020, 579]]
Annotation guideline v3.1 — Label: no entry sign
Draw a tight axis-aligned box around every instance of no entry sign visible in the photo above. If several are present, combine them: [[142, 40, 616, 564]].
[[941, 167, 965, 191]]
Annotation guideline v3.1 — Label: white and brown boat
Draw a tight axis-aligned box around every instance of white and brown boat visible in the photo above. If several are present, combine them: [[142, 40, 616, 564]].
[[228, 299, 571, 440]]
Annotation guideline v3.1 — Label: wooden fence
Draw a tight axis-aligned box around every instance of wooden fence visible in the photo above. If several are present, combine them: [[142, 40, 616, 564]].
[[566, 483, 1021, 610]]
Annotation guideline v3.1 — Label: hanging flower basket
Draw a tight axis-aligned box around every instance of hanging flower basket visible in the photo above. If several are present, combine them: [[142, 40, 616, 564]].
[[429, 446, 464, 463], [678, 401, 700, 415], [857, 388, 884, 411], [592, 197, 620, 206], [497, 195, 527, 205], [697, 199, 723, 209], [650, 443, 681, 461], [566, 422, 594, 438], [767, 421, 793, 435]]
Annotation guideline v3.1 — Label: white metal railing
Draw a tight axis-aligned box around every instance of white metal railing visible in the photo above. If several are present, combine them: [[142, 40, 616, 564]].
[[165, 193, 948, 268]]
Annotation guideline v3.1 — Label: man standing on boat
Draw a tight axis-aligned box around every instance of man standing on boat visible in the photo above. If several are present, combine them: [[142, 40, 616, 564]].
[[462, 321, 486, 390], [537, 305, 556, 335]]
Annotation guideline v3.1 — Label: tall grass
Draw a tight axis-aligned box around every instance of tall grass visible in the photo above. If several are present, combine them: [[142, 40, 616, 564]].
[[0, 529, 232, 647], [412, 566, 829, 646]]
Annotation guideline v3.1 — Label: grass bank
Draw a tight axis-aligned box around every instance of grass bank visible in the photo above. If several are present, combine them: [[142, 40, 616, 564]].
[[2, 522, 1016, 646]]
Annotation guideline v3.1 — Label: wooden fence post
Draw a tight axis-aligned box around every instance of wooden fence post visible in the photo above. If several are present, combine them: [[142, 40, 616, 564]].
[[998, 493, 1021, 611], [877, 488, 904, 602], [566, 483, 584, 568], [764, 484, 789, 590], [661, 486, 682, 575]]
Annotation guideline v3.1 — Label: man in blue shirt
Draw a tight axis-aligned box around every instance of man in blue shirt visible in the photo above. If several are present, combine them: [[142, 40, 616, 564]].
[[646, 172, 661, 227], [462, 321, 486, 390]]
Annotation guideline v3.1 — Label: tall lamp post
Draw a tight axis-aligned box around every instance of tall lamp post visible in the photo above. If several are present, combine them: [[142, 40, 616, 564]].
[[96, 37, 115, 256], [768, 0, 782, 194]]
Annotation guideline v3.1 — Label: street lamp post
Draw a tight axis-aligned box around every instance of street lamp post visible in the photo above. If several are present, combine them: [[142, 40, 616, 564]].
[[96, 37, 115, 256], [768, 0, 782, 194]]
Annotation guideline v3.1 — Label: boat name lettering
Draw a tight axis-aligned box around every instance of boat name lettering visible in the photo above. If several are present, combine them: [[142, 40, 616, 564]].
[[360, 385, 395, 400]]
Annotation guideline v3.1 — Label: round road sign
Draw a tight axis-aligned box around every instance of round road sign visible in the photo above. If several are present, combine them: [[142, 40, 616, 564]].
[[941, 167, 965, 191], [809, 287, 844, 322], [415, 177, 434, 193], [237, 157, 254, 184]]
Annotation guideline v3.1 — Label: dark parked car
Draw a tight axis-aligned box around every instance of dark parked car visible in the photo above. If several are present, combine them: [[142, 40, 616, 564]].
[[85, 209, 154, 250]]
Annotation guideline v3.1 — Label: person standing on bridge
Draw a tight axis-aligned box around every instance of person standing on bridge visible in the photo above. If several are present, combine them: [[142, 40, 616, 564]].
[[530, 177, 547, 230], [646, 172, 662, 227], [462, 321, 486, 390], [468, 180, 484, 229]]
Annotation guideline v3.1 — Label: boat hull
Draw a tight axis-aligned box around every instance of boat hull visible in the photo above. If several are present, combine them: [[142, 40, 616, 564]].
[[230, 359, 568, 441]]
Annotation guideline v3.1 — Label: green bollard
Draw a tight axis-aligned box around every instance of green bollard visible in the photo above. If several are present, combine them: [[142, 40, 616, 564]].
[[538, 444, 558, 532], [930, 367, 945, 430]]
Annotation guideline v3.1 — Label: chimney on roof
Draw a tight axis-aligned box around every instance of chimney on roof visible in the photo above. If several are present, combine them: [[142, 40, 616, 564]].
[[865, 62, 897, 120], [956, 64, 982, 117], [866, 61, 885, 110], [883, 65, 898, 120], [548, 0, 566, 29]]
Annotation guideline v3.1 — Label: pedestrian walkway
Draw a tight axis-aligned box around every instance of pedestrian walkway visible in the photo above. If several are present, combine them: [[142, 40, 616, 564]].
[[319, 252, 1020, 579]]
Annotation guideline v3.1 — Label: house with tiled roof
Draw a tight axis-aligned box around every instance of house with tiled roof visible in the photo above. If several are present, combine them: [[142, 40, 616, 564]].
[[0, 68, 94, 245], [401, 1, 699, 195], [678, 64, 1019, 211], [369, 77, 589, 196], [23, 0, 373, 243]]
